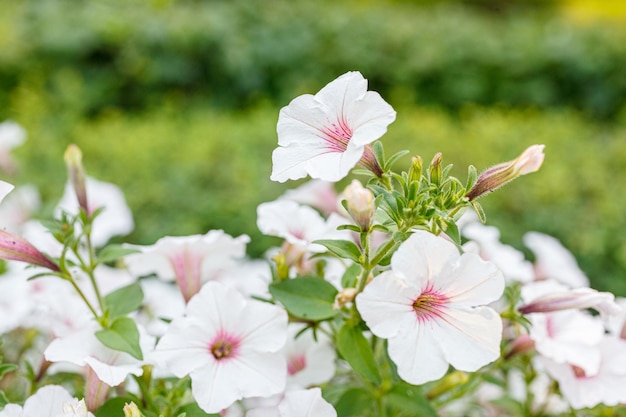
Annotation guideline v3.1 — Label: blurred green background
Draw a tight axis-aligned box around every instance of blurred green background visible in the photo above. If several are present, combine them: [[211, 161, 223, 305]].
[[1, 0, 625, 293]]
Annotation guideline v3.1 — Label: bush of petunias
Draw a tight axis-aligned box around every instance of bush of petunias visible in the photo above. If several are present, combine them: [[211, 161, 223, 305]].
[[1, 73, 625, 417]]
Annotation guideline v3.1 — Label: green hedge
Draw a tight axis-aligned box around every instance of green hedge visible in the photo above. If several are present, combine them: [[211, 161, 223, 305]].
[[1, 0, 625, 119], [11, 102, 626, 294]]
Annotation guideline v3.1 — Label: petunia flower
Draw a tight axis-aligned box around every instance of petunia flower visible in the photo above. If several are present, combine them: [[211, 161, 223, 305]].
[[124, 230, 250, 302], [154, 281, 288, 413], [285, 324, 336, 389], [542, 336, 626, 409], [246, 388, 337, 417], [523, 231, 589, 288], [270, 71, 396, 183], [356, 230, 504, 385]]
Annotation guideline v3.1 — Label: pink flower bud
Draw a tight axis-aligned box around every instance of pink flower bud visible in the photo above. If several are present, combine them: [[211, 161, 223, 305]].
[[518, 287, 621, 317], [343, 180, 375, 231], [467, 144, 545, 201], [0, 229, 60, 271]]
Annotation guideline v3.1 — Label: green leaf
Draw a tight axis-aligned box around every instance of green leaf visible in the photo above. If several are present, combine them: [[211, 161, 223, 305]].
[[313, 239, 361, 263], [466, 164, 478, 190], [269, 277, 339, 320], [0, 364, 17, 380], [104, 282, 144, 319], [372, 140, 385, 165], [336, 324, 381, 384], [470, 200, 487, 223], [384, 149, 410, 170], [96, 317, 144, 360], [94, 397, 136, 417], [174, 402, 219, 417], [334, 387, 373, 417], [341, 263, 361, 288], [386, 382, 438, 417], [98, 244, 140, 264], [0, 390, 9, 409], [443, 219, 461, 246]]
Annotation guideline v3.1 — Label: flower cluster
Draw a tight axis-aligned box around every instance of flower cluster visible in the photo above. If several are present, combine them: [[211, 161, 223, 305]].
[[0, 72, 623, 417]]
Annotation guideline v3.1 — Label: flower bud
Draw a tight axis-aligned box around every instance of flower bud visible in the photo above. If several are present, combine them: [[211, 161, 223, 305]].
[[124, 402, 142, 417], [408, 155, 422, 184], [518, 287, 621, 317], [64, 144, 89, 214], [333, 287, 357, 309], [0, 229, 60, 271], [466, 144, 545, 201], [429, 152, 442, 186], [343, 180, 375, 231]]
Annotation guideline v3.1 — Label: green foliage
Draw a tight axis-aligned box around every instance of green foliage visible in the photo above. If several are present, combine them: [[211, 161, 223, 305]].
[[0, 0, 625, 119], [269, 277, 339, 321]]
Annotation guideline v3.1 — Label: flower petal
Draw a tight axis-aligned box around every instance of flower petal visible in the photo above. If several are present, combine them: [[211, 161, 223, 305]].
[[435, 306, 503, 371], [356, 271, 420, 339], [439, 253, 504, 307], [391, 231, 459, 288], [387, 323, 449, 385]]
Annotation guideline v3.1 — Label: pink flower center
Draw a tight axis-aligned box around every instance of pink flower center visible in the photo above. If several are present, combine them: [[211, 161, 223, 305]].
[[209, 331, 240, 361], [412, 288, 447, 322], [287, 353, 307, 375], [321, 119, 352, 153]]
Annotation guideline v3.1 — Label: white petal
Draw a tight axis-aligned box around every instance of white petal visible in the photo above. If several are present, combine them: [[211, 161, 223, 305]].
[[440, 253, 504, 307], [279, 388, 337, 417], [0, 180, 14, 204], [22, 385, 74, 417], [154, 318, 214, 376], [356, 271, 420, 339], [191, 351, 286, 414], [435, 307, 502, 371], [84, 356, 143, 386], [387, 323, 449, 385], [391, 231, 459, 288], [347, 92, 396, 147], [314, 71, 368, 121]]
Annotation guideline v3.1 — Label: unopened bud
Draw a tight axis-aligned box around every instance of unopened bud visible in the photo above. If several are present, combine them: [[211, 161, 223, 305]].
[[429, 153, 443, 186], [334, 288, 358, 309], [518, 287, 621, 317], [64, 144, 88, 214], [426, 370, 469, 400], [343, 180, 375, 231], [466, 144, 545, 201], [408, 155, 423, 184], [0, 230, 60, 271], [124, 402, 142, 417]]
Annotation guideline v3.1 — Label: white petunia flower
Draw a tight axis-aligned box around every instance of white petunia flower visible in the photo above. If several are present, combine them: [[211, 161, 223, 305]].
[[154, 281, 288, 413], [356, 230, 504, 385], [271, 71, 396, 183], [285, 324, 336, 389], [124, 230, 250, 302], [542, 336, 626, 409], [523, 231, 589, 288], [0, 180, 14, 204]]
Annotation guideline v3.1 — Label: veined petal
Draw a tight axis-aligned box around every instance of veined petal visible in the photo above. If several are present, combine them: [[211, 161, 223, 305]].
[[435, 306, 503, 371], [347, 92, 397, 147], [440, 253, 504, 307], [154, 319, 215, 377], [314, 71, 368, 120], [356, 271, 420, 339], [387, 323, 449, 385], [271, 142, 363, 183]]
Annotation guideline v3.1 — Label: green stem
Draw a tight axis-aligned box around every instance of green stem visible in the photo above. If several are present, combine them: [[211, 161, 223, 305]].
[[84, 226, 105, 314], [66, 273, 100, 320]]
